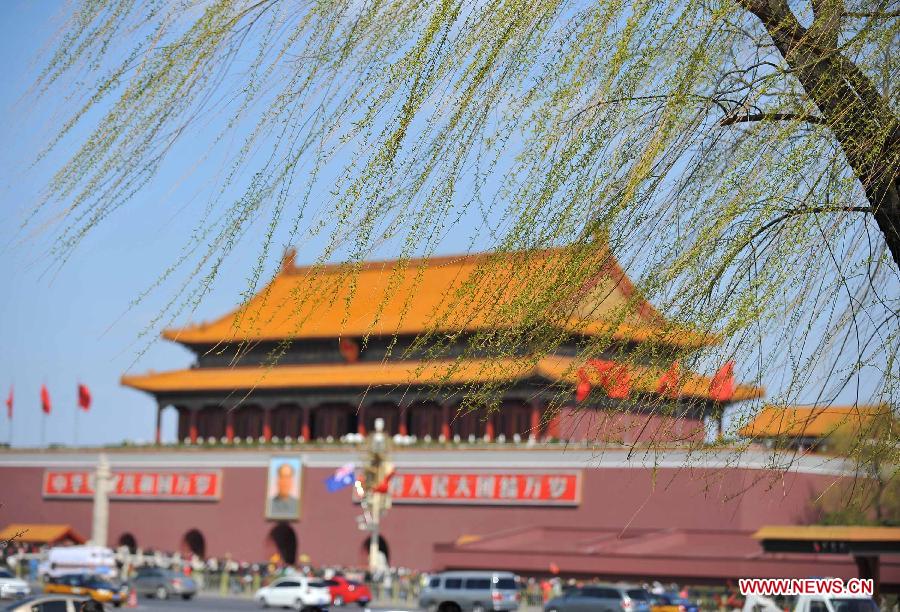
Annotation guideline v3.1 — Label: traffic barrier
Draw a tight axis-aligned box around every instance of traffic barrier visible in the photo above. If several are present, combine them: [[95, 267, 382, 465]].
[[126, 589, 138, 608]]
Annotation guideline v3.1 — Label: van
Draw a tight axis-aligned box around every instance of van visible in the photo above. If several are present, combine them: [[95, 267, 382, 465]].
[[419, 571, 520, 612], [544, 584, 653, 612], [40, 546, 118, 579], [794, 593, 878, 612]]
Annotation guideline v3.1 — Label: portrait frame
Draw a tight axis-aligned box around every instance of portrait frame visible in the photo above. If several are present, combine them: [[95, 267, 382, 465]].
[[265, 456, 302, 520]]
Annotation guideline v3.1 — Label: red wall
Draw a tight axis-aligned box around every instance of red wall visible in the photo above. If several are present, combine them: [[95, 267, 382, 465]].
[[0, 461, 833, 570], [552, 408, 706, 444]]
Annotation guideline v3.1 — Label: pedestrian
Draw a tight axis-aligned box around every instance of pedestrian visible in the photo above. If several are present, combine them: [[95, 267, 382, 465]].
[[541, 579, 552, 603], [219, 555, 230, 596]]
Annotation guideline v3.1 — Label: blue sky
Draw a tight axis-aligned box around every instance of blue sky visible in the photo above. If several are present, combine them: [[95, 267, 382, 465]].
[[0, 1, 888, 447], [0, 1, 233, 446]]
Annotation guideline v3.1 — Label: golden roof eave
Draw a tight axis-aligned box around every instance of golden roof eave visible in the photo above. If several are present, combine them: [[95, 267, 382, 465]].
[[122, 356, 763, 403], [753, 525, 900, 543], [738, 405, 887, 439]]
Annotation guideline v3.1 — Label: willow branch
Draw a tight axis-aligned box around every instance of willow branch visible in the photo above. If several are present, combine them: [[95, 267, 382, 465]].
[[748, 206, 873, 245], [843, 10, 900, 18], [719, 112, 826, 126]]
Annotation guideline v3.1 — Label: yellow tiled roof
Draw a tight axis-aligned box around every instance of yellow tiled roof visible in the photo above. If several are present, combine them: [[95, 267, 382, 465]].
[[738, 405, 886, 438], [162, 247, 716, 349], [753, 525, 900, 542], [122, 355, 763, 402], [0, 523, 86, 544]]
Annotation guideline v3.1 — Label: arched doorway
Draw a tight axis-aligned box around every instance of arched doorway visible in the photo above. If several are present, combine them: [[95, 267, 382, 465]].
[[181, 529, 206, 558], [117, 533, 137, 554], [496, 400, 531, 438], [409, 402, 442, 438], [271, 405, 301, 439], [360, 535, 390, 568], [451, 408, 492, 439], [159, 404, 179, 444], [266, 523, 298, 565], [312, 404, 354, 439], [177, 408, 190, 441], [364, 403, 400, 434], [233, 405, 264, 439], [197, 406, 226, 440]]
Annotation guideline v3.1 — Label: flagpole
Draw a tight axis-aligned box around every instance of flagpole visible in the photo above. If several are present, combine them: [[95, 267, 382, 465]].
[[5, 385, 12, 447], [41, 413, 46, 448], [74, 404, 79, 447]]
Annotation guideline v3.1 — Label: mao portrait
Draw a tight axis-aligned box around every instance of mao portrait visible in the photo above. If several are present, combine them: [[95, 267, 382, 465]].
[[266, 457, 302, 520]]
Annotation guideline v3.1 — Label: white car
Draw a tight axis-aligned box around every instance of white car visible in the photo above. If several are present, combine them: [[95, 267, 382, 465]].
[[255, 576, 332, 611], [0, 569, 30, 600]]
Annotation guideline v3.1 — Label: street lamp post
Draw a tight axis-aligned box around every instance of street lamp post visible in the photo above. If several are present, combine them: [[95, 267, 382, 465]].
[[363, 418, 391, 578]]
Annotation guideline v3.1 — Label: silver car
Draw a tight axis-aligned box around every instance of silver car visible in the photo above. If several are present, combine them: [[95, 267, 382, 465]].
[[544, 584, 652, 612], [0, 570, 30, 600], [129, 567, 197, 600], [419, 571, 520, 612]]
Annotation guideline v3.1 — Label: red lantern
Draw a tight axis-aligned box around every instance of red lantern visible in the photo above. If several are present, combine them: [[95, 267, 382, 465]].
[[338, 338, 360, 363]]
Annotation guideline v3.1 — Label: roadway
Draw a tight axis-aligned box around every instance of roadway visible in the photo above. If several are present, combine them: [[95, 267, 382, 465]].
[[120, 594, 416, 612]]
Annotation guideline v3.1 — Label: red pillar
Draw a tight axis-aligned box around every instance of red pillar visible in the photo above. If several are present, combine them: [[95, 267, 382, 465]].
[[263, 408, 272, 442], [225, 410, 235, 443], [529, 402, 541, 440], [547, 408, 561, 440], [301, 406, 311, 441], [441, 403, 451, 440], [357, 404, 367, 436], [188, 409, 198, 444], [155, 405, 162, 445], [398, 404, 408, 436], [484, 418, 495, 442]]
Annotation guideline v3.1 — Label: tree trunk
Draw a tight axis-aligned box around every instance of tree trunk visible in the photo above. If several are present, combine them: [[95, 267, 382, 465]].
[[738, 0, 900, 268]]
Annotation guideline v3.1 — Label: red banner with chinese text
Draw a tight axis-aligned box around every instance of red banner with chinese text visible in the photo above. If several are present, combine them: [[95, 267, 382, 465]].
[[42, 469, 222, 501], [371, 471, 581, 506]]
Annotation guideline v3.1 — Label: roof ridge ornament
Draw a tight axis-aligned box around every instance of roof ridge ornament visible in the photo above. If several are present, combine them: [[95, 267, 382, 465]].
[[280, 247, 297, 273]]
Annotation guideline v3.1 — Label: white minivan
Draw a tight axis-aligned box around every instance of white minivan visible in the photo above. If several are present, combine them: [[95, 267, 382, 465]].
[[254, 575, 332, 611], [39, 546, 118, 579], [794, 593, 878, 612]]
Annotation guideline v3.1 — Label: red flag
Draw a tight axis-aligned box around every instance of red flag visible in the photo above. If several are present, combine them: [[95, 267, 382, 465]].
[[656, 361, 681, 397], [575, 360, 632, 401], [709, 361, 735, 402], [575, 369, 591, 402], [77, 384, 92, 412], [40, 384, 52, 415], [5, 386, 12, 419], [604, 363, 632, 399], [373, 469, 396, 494]]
